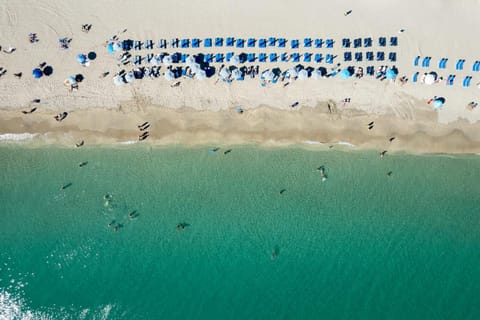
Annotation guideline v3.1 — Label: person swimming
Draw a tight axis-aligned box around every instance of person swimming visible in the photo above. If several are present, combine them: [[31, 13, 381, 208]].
[[128, 211, 137, 219], [79, 161, 88, 167], [380, 150, 387, 158], [317, 166, 328, 181]]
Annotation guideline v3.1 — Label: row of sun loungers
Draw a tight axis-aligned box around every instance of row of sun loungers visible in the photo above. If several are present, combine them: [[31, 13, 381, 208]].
[[414, 56, 480, 71], [344, 52, 396, 62], [411, 72, 474, 87]]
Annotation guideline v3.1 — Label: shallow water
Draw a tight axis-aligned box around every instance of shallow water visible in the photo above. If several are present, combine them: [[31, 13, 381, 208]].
[[0, 146, 479, 319]]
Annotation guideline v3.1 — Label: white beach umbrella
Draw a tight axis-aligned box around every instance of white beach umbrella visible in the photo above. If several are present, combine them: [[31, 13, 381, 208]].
[[186, 56, 196, 66], [162, 55, 173, 65], [195, 69, 207, 80], [262, 70, 274, 81], [297, 69, 308, 80], [164, 70, 175, 81], [286, 68, 298, 79], [125, 72, 135, 83], [230, 55, 241, 66], [114, 41, 123, 52], [191, 63, 202, 74], [151, 54, 162, 65], [424, 73, 436, 85], [113, 75, 124, 86], [219, 68, 231, 79], [232, 69, 243, 80], [312, 69, 323, 79]]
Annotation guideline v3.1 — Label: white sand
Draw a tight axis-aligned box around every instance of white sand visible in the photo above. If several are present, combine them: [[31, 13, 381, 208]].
[[0, 0, 479, 151]]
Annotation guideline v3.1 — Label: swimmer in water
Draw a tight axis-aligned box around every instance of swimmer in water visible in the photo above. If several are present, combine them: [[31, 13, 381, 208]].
[[380, 150, 387, 158], [128, 210, 137, 219], [108, 220, 115, 227], [79, 161, 88, 167], [317, 166, 328, 181], [104, 193, 112, 200]]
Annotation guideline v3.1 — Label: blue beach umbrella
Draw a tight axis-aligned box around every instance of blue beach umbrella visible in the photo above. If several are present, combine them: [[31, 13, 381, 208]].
[[433, 98, 445, 109], [76, 54, 87, 64], [32, 68, 43, 78], [386, 69, 397, 79], [340, 69, 351, 79], [68, 76, 76, 84], [107, 43, 115, 53]]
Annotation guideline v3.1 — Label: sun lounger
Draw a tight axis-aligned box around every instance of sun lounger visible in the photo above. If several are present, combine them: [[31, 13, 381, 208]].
[[291, 53, 300, 62], [342, 38, 351, 48], [226, 37, 235, 47], [278, 38, 287, 48], [259, 38, 267, 48], [463, 76, 472, 87], [181, 54, 188, 63], [268, 37, 276, 46], [304, 53, 312, 62], [281, 53, 289, 62], [215, 37, 223, 47], [215, 53, 224, 63], [422, 57, 431, 67], [247, 38, 255, 47], [366, 66, 375, 76], [314, 53, 322, 63], [378, 37, 386, 47], [259, 53, 267, 62], [146, 53, 154, 63], [366, 52, 374, 61], [204, 38, 212, 47], [344, 52, 352, 61], [304, 38, 312, 47], [133, 55, 142, 65], [204, 53, 213, 63], [455, 59, 465, 70], [247, 53, 255, 62], [326, 39, 334, 48], [181, 39, 189, 48], [389, 52, 396, 62], [377, 52, 385, 61], [145, 40, 154, 50], [413, 56, 420, 66], [236, 38, 244, 48], [446, 75, 455, 86], [353, 38, 362, 48], [390, 37, 398, 46], [192, 38, 200, 48], [325, 54, 334, 64], [226, 52, 234, 62], [364, 37, 372, 47], [355, 52, 362, 62], [269, 53, 278, 62], [314, 39, 322, 48], [157, 39, 167, 49], [412, 72, 419, 82], [172, 53, 181, 63], [472, 61, 480, 72], [134, 41, 142, 50], [438, 58, 447, 69], [291, 39, 299, 49], [170, 38, 179, 48]]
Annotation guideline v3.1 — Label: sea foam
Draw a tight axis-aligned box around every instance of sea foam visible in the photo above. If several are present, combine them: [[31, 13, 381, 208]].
[[0, 133, 38, 141]]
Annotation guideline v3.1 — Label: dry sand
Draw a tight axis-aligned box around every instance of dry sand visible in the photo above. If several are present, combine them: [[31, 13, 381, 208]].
[[0, 0, 479, 153]]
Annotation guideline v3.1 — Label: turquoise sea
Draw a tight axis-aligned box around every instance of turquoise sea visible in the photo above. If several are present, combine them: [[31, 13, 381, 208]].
[[0, 145, 479, 319]]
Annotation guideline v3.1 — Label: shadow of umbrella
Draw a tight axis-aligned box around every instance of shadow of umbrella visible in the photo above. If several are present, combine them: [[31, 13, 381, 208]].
[[87, 51, 97, 60], [43, 66, 53, 76], [75, 74, 84, 82]]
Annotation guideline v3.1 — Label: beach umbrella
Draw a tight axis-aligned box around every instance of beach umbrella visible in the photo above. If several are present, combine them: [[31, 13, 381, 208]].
[[186, 56, 196, 66], [191, 63, 202, 74], [312, 69, 323, 79], [114, 42, 123, 52], [151, 54, 162, 65], [76, 54, 87, 64], [125, 72, 135, 83], [67, 76, 77, 84], [162, 55, 173, 65], [164, 70, 175, 81], [262, 70, 274, 81], [433, 97, 445, 109], [32, 68, 43, 78], [107, 43, 115, 54], [297, 69, 308, 80], [286, 68, 298, 79], [340, 69, 352, 79], [195, 69, 207, 80], [219, 68, 231, 79], [424, 73, 436, 85], [386, 69, 397, 79], [113, 75, 124, 86], [232, 69, 243, 80], [230, 55, 241, 66]]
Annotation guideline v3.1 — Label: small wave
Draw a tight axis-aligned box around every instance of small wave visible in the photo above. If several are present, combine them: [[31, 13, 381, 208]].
[[118, 140, 137, 145], [336, 141, 356, 147], [303, 140, 323, 145], [0, 133, 38, 141]]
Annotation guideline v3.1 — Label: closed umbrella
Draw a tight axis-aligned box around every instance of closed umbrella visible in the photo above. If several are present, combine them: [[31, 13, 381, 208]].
[[297, 69, 308, 80], [195, 69, 207, 80], [232, 69, 243, 80], [76, 54, 87, 64], [32, 68, 43, 78], [125, 72, 135, 83], [340, 69, 352, 79], [164, 70, 175, 81]]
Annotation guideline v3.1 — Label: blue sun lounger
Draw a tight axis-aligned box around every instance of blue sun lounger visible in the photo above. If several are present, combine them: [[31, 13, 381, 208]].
[[377, 52, 385, 61], [145, 40, 154, 49], [366, 66, 375, 76], [226, 52, 234, 62], [204, 38, 212, 48], [192, 38, 200, 48], [304, 38, 312, 47], [278, 38, 287, 48], [326, 39, 334, 48], [247, 38, 255, 47], [291, 53, 300, 62], [314, 39, 322, 48], [366, 52, 374, 61], [281, 52, 289, 62], [226, 37, 235, 47], [304, 53, 311, 62], [389, 52, 396, 62], [325, 54, 334, 64], [378, 37, 386, 47], [181, 39, 189, 48], [170, 52, 180, 63], [412, 72, 419, 82], [446, 75, 455, 86], [259, 38, 267, 48], [438, 58, 447, 69], [247, 53, 255, 62], [344, 52, 352, 61], [236, 38, 244, 48], [390, 37, 398, 46], [353, 38, 362, 48], [181, 54, 188, 63], [259, 53, 267, 62], [269, 53, 278, 62], [364, 37, 372, 47], [215, 53, 224, 63], [456, 59, 465, 70], [463, 76, 472, 87], [291, 39, 299, 49], [413, 56, 420, 66], [268, 37, 276, 46], [314, 53, 322, 63], [355, 52, 362, 62], [342, 38, 351, 48], [203, 54, 213, 63], [215, 37, 223, 47], [472, 61, 480, 72], [422, 57, 431, 67]]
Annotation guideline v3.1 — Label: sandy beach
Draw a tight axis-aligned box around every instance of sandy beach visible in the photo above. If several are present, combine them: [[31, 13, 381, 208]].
[[0, 0, 479, 153]]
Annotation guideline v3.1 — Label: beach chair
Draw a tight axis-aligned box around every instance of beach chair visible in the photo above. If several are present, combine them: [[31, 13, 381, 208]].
[[353, 38, 362, 48], [145, 40, 154, 50], [390, 37, 398, 46], [314, 39, 322, 48], [204, 38, 212, 48], [291, 53, 300, 62], [438, 58, 447, 69], [215, 53, 224, 63], [412, 72, 419, 82], [304, 53, 312, 62], [181, 54, 188, 63], [134, 41, 142, 50], [364, 37, 372, 47], [259, 53, 267, 62], [215, 37, 223, 47], [326, 39, 334, 48], [157, 39, 167, 49], [259, 38, 267, 48], [247, 38, 256, 48], [376, 52, 385, 61], [355, 52, 362, 62], [281, 52, 289, 62], [366, 66, 375, 76], [378, 37, 386, 47], [291, 39, 299, 49], [325, 54, 334, 64], [192, 38, 200, 48], [422, 57, 431, 67], [304, 38, 312, 47], [413, 56, 420, 66], [342, 38, 351, 48], [472, 61, 480, 72], [366, 52, 374, 61], [455, 59, 465, 70], [236, 38, 245, 48], [268, 37, 276, 46], [226, 37, 235, 47], [170, 38, 179, 48], [226, 52, 234, 62], [203, 54, 213, 63], [247, 53, 255, 62], [181, 39, 189, 48], [314, 53, 322, 63], [269, 53, 278, 62], [133, 55, 142, 65], [344, 52, 352, 62], [278, 38, 287, 48], [446, 75, 455, 86], [389, 52, 396, 62], [463, 76, 472, 87]]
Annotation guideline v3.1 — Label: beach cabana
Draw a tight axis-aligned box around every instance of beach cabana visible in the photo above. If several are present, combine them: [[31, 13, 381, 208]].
[[164, 70, 175, 81], [32, 68, 43, 78], [340, 69, 352, 79]]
